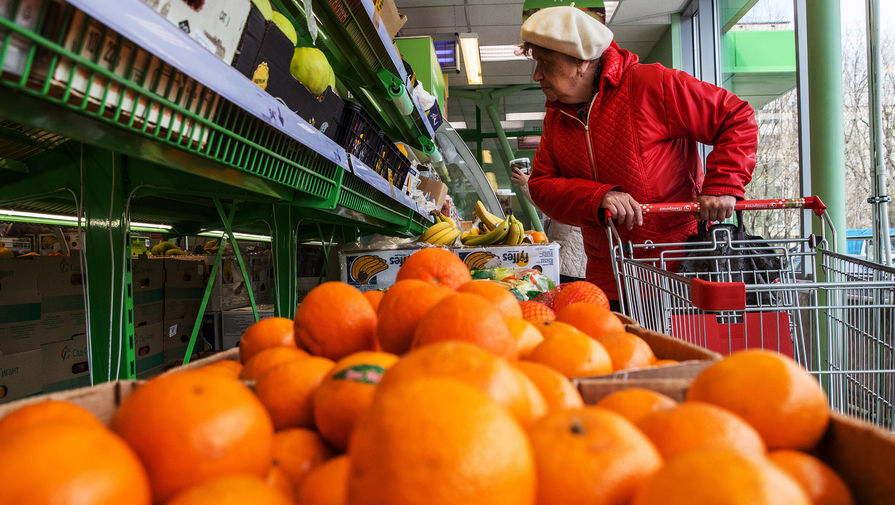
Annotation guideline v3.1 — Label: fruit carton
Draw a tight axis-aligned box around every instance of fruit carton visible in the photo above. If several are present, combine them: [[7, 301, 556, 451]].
[[572, 324, 721, 387], [339, 243, 561, 292], [576, 377, 895, 505]]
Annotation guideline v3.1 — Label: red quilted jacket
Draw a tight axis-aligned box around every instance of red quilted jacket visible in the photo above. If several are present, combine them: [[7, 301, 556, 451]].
[[528, 42, 757, 300]]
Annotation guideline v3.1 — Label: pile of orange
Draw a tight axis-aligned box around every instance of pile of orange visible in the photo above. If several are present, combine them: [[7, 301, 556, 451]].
[[0, 248, 854, 505]]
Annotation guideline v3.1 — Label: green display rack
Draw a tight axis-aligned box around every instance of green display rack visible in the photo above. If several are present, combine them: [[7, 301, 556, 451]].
[[0, 0, 429, 387]]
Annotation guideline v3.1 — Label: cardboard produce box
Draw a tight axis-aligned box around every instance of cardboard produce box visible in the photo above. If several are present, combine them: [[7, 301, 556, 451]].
[[221, 305, 274, 351], [141, 0, 252, 64], [205, 256, 252, 312], [37, 256, 86, 345], [576, 376, 895, 505], [375, 0, 407, 38], [416, 175, 448, 209], [132, 258, 164, 327], [134, 322, 165, 379], [0, 348, 43, 404], [0, 259, 42, 354], [40, 332, 90, 393], [340, 243, 561, 292]]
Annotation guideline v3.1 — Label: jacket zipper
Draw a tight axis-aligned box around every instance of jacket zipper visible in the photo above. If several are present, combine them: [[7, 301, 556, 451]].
[[558, 91, 600, 181]]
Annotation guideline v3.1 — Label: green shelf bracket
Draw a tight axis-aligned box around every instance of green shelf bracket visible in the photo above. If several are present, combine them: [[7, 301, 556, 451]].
[[272, 204, 298, 317], [213, 199, 259, 322], [183, 229, 228, 366], [81, 146, 134, 383], [418, 136, 436, 155]]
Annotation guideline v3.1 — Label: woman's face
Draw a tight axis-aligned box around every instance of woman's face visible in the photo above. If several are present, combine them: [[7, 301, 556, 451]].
[[530, 47, 593, 104]]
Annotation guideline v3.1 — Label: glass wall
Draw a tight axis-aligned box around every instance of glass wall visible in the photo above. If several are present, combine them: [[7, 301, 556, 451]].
[[719, 0, 801, 238]]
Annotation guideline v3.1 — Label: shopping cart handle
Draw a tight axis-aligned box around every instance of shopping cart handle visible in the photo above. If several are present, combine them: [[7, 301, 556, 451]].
[[637, 196, 827, 217]]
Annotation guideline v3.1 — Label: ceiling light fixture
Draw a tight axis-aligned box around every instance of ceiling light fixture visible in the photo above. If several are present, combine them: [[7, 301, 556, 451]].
[[505, 112, 545, 121], [458, 33, 483, 85], [605, 1, 620, 23], [479, 44, 527, 62], [198, 230, 272, 242], [0, 209, 172, 231], [500, 120, 525, 129], [450, 121, 468, 129]]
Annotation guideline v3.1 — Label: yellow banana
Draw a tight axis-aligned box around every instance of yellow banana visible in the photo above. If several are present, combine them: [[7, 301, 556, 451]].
[[462, 217, 511, 246], [438, 213, 457, 228], [475, 200, 502, 231], [420, 221, 452, 242], [433, 228, 460, 246], [463, 251, 498, 270], [502, 215, 524, 245], [426, 225, 457, 245]]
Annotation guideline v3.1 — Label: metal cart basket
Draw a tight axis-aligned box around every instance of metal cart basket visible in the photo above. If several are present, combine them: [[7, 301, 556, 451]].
[[607, 197, 895, 429]]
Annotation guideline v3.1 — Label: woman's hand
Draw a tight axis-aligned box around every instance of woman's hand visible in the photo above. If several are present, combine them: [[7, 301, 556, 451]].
[[600, 191, 643, 230], [697, 194, 736, 222], [511, 167, 531, 200]]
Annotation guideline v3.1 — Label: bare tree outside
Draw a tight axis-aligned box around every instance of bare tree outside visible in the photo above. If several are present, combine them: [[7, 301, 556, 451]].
[[735, 0, 895, 242]]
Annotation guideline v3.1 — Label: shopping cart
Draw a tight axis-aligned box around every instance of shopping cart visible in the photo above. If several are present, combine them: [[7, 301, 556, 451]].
[[606, 197, 895, 429]]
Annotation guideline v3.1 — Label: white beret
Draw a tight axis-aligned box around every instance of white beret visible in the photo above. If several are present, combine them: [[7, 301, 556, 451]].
[[521, 6, 614, 61]]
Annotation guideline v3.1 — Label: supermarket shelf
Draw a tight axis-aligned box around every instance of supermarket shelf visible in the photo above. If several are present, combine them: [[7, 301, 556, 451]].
[[277, 0, 435, 151]]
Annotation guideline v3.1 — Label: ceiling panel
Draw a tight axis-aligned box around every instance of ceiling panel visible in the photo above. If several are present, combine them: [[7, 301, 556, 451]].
[[394, 0, 682, 133]]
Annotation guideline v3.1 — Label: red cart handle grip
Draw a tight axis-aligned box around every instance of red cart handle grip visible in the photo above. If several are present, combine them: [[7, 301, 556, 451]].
[[638, 196, 827, 216]]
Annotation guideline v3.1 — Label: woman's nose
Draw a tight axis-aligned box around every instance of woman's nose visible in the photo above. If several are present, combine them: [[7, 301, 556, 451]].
[[532, 63, 543, 81]]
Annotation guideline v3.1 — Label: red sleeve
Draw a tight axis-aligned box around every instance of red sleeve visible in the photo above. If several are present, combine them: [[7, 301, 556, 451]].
[[662, 69, 757, 198], [528, 119, 618, 227]]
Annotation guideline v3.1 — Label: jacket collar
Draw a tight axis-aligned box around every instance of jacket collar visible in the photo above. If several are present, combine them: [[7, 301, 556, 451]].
[[544, 41, 639, 115]]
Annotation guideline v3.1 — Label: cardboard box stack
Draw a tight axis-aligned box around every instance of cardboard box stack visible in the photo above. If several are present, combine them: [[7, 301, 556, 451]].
[[0, 257, 43, 403], [162, 257, 206, 369], [132, 258, 165, 378]]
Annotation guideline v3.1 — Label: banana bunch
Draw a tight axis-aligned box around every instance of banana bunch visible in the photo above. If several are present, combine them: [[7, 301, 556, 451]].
[[150, 241, 185, 256], [462, 201, 526, 246], [419, 213, 460, 246], [350, 255, 388, 284]]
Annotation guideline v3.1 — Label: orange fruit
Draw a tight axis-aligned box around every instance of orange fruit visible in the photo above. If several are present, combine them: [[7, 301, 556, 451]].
[[272, 428, 335, 495], [0, 424, 151, 505], [0, 400, 104, 439], [527, 407, 662, 505], [254, 356, 335, 430], [687, 350, 830, 450], [632, 448, 810, 505], [653, 359, 679, 367], [555, 302, 625, 340], [165, 475, 293, 505], [457, 280, 523, 318], [376, 279, 453, 354], [296, 455, 349, 505], [110, 371, 274, 503], [239, 346, 309, 381], [379, 341, 546, 425], [199, 359, 243, 378], [552, 281, 610, 311], [526, 321, 613, 378], [597, 331, 656, 371], [594, 388, 677, 425], [413, 293, 517, 359], [238, 317, 297, 364], [348, 377, 535, 505], [313, 351, 400, 451], [514, 361, 584, 412], [637, 401, 766, 459], [530, 231, 547, 244], [768, 450, 855, 505], [505, 316, 544, 358], [265, 465, 295, 502], [394, 247, 472, 289], [519, 300, 556, 322], [294, 282, 378, 360], [362, 290, 384, 312]]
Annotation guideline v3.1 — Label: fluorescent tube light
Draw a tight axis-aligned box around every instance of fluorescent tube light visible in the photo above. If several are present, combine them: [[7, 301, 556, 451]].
[[458, 33, 483, 85], [199, 230, 272, 242], [505, 112, 545, 121], [450, 121, 468, 129], [479, 44, 527, 62], [0, 209, 171, 231], [500, 120, 525, 129]]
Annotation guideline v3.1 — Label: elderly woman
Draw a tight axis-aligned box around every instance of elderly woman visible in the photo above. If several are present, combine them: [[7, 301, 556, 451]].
[[521, 6, 758, 306]]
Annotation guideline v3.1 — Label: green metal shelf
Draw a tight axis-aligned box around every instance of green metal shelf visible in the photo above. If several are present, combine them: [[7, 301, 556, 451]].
[[0, 0, 432, 389]]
